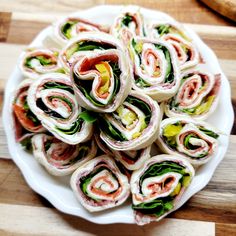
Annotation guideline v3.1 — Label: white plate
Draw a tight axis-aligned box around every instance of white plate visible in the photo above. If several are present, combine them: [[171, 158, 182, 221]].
[[3, 5, 234, 224]]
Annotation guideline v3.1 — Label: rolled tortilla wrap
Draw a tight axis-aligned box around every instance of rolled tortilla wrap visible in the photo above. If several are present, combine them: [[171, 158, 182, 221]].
[[70, 155, 130, 212], [99, 91, 160, 151], [131, 154, 194, 225], [32, 133, 97, 176], [156, 117, 220, 165], [27, 73, 93, 144]]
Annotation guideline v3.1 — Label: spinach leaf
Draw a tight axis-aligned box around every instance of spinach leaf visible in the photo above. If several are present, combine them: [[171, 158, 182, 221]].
[[184, 134, 199, 150], [156, 25, 170, 37], [23, 100, 41, 125], [43, 82, 74, 94], [56, 118, 82, 135], [140, 161, 187, 186], [49, 96, 73, 110], [77, 85, 105, 107], [132, 197, 174, 217], [61, 21, 76, 39], [98, 117, 127, 141], [20, 137, 33, 152], [154, 44, 174, 83], [135, 77, 150, 88], [75, 62, 120, 107], [79, 110, 97, 123], [44, 140, 52, 151], [80, 166, 119, 200], [199, 127, 219, 139], [121, 14, 133, 26], [125, 96, 152, 125]]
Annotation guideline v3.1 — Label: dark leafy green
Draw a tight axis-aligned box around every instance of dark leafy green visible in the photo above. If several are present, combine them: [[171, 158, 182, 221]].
[[135, 77, 150, 88], [125, 96, 152, 125], [79, 110, 97, 123], [56, 118, 82, 135], [121, 14, 133, 26], [199, 127, 219, 139], [184, 134, 199, 150], [98, 116, 127, 141], [43, 82, 74, 94], [23, 100, 41, 125], [75, 62, 120, 107], [50, 96, 73, 110], [80, 166, 119, 200], [132, 197, 174, 217], [20, 137, 32, 152], [156, 24, 170, 37], [140, 161, 188, 187], [61, 21, 76, 39], [132, 39, 175, 86], [133, 161, 189, 218], [155, 44, 174, 83]]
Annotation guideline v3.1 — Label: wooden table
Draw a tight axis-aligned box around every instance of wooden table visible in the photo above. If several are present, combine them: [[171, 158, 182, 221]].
[[0, 1, 235, 235]]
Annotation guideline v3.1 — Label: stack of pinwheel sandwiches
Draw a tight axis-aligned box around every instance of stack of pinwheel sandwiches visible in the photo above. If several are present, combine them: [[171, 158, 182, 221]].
[[12, 7, 221, 225]]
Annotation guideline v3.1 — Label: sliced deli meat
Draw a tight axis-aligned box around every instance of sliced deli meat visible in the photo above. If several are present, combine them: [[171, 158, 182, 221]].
[[70, 47, 131, 112], [94, 133, 151, 170], [147, 21, 199, 71], [156, 117, 220, 165], [12, 79, 45, 146], [131, 154, 194, 225], [130, 37, 181, 102], [32, 134, 97, 176], [70, 155, 130, 212], [19, 48, 63, 79], [98, 91, 161, 151], [111, 6, 145, 45], [27, 73, 93, 144], [162, 69, 221, 120], [52, 16, 109, 46]]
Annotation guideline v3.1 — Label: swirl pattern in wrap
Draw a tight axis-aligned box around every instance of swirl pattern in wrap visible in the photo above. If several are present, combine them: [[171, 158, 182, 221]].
[[94, 133, 151, 170], [131, 154, 194, 225], [156, 117, 220, 165], [69, 33, 131, 112], [111, 6, 145, 45], [52, 16, 109, 46], [70, 155, 130, 212], [162, 69, 221, 120], [27, 73, 93, 144], [147, 21, 199, 70], [99, 91, 160, 151], [12, 79, 45, 143], [130, 37, 180, 102], [19, 48, 63, 79], [32, 134, 97, 176]]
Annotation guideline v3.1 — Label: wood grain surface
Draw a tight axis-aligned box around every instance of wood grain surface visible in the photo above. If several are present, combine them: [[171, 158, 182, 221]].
[[199, 0, 236, 22], [0, 1, 235, 235]]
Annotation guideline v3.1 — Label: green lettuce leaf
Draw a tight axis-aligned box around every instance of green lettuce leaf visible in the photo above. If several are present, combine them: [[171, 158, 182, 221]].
[[98, 117, 127, 141], [198, 127, 219, 139], [79, 110, 97, 123], [125, 96, 152, 125], [121, 14, 133, 26], [156, 24, 171, 37], [132, 197, 174, 217]]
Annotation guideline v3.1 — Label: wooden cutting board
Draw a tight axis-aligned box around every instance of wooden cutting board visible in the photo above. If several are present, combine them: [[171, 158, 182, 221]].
[[199, 0, 236, 22], [0, 2, 236, 235]]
